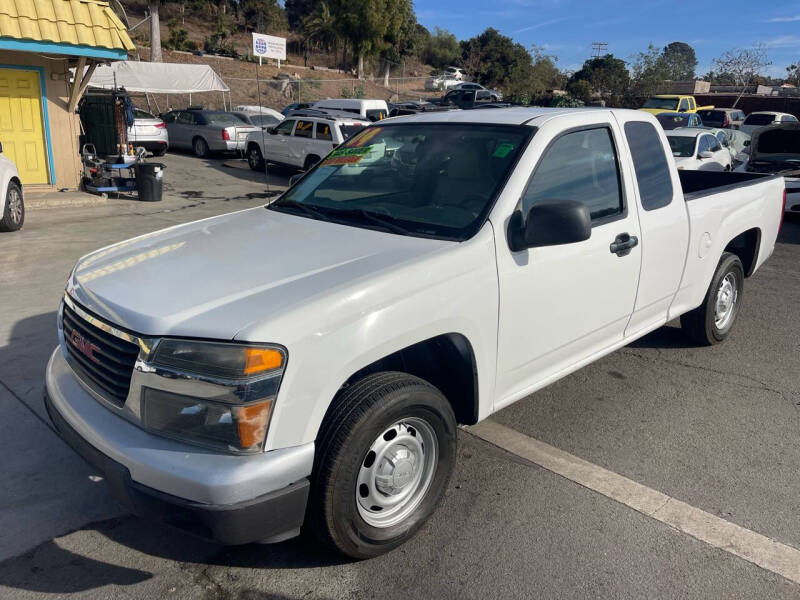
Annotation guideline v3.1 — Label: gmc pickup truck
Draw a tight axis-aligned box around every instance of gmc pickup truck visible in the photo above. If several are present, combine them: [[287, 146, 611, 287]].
[[45, 108, 785, 559]]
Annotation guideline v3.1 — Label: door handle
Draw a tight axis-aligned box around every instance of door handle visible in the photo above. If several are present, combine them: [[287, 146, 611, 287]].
[[609, 233, 639, 257]]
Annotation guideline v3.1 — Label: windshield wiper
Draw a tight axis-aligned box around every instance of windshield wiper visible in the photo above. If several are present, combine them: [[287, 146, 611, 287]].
[[323, 207, 412, 235], [271, 200, 332, 222]]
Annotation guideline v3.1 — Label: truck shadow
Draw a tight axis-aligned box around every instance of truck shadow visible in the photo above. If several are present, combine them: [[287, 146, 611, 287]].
[[627, 323, 695, 349], [777, 214, 800, 244]]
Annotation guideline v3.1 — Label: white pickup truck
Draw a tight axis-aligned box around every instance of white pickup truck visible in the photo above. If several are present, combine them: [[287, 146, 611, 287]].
[[45, 108, 785, 559]]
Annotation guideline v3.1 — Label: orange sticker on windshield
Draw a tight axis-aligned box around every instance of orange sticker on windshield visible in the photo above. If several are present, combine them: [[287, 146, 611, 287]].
[[347, 127, 382, 147]]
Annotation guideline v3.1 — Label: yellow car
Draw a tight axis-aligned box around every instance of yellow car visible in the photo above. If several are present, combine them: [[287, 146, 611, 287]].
[[639, 95, 713, 116]]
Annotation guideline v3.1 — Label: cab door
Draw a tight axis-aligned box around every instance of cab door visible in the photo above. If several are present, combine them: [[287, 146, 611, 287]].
[[290, 120, 314, 167], [267, 119, 295, 164], [493, 115, 642, 407]]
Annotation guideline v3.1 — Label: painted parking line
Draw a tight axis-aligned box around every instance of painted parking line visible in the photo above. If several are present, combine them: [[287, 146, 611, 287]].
[[467, 419, 800, 585]]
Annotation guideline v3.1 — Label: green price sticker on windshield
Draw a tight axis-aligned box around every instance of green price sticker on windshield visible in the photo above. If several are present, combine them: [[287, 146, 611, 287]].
[[492, 142, 515, 158]]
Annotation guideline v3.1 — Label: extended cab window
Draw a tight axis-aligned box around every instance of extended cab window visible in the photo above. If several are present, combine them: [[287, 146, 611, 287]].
[[624, 121, 673, 211], [176, 112, 195, 125], [522, 127, 623, 222], [679, 98, 689, 112]]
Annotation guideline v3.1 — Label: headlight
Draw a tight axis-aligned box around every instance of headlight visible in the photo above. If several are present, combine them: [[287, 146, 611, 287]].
[[142, 340, 286, 453]]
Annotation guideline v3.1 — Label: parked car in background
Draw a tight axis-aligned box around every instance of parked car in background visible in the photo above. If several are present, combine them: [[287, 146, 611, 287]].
[[233, 105, 285, 123], [740, 111, 798, 136], [666, 128, 732, 171], [281, 102, 313, 116], [161, 109, 259, 158], [444, 66, 465, 80], [388, 101, 456, 117], [697, 108, 745, 129], [639, 95, 712, 115], [0, 143, 23, 232], [45, 108, 785, 560], [656, 112, 703, 130], [127, 109, 168, 157], [245, 114, 369, 172], [310, 99, 388, 122], [442, 88, 507, 108], [231, 111, 283, 130], [738, 122, 800, 213], [451, 82, 504, 100]]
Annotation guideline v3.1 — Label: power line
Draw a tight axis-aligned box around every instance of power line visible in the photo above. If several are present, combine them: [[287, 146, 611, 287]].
[[591, 42, 608, 58]]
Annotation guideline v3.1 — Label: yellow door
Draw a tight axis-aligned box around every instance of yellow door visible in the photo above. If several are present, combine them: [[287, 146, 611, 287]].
[[0, 69, 49, 184]]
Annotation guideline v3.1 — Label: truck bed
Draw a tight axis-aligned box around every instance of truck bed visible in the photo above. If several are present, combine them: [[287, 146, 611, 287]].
[[678, 170, 776, 200]]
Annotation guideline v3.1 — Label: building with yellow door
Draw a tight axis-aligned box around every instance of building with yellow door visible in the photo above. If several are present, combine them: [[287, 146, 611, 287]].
[[0, 0, 134, 189]]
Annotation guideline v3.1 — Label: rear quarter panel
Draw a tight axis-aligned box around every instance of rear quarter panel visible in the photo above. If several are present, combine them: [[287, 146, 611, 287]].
[[668, 176, 784, 319]]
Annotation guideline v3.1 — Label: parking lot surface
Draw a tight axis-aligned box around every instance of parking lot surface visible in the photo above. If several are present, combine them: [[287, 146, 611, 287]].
[[1, 153, 799, 599]]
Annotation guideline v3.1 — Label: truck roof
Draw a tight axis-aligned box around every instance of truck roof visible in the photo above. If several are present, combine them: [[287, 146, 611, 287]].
[[384, 106, 635, 127]]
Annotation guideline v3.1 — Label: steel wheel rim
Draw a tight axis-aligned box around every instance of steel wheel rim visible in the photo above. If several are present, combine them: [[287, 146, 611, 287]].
[[356, 417, 438, 528], [195, 139, 206, 156], [7, 188, 22, 224], [714, 272, 738, 330], [248, 148, 260, 167]]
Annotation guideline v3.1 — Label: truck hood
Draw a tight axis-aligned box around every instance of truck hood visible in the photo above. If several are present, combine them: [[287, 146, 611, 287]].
[[67, 207, 451, 339]]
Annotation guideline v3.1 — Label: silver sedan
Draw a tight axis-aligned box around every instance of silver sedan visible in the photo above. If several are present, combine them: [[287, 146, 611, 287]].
[[161, 109, 259, 158]]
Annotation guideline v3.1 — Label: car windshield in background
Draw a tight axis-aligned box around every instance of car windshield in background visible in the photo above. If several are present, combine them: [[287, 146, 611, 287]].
[[698, 110, 724, 127], [643, 98, 679, 110], [134, 109, 156, 119], [668, 136, 696, 157], [744, 114, 776, 126], [269, 123, 531, 241], [657, 114, 690, 130], [340, 124, 366, 139], [204, 113, 243, 125]]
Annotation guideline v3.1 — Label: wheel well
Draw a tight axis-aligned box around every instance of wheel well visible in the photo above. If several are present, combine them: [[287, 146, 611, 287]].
[[9, 177, 21, 193], [341, 334, 479, 425], [192, 136, 206, 146], [305, 154, 320, 167], [247, 141, 261, 153], [724, 228, 760, 277]]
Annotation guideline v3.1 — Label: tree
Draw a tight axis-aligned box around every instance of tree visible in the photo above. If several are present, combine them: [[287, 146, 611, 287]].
[[285, 0, 316, 29], [379, 0, 416, 86], [530, 46, 563, 93], [459, 28, 537, 100], [423, 28, 460, 69], [630, 44, 669, 98], [661, 42, 697, 80], [566, 79, 592, 103], [786, 62, 800, 86], [149, 1, 162, 62], [569, 54, 629, 106], [712, 44, 771, 106], [302, 2, 340, 52], [241, 0, 286, 33]]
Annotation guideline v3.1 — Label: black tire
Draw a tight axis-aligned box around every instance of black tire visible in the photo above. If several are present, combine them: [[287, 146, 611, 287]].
[[193, 137, 209, 158], [152, 147, 167, 157], [680, 252, 744, 345], [247, 145, 264, 171], [307, 372, 457, 559], [303, 155, 320, 171], [0, 181, 24, 232]]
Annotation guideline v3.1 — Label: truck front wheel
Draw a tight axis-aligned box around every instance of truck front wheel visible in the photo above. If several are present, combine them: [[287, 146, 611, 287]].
[[307, 372, 457, 559], [680, 252, 744, 345]]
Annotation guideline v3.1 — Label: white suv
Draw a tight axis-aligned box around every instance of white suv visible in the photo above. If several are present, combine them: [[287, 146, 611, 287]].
[[246, 115, 369, 172], [0, 144, 23, 232]]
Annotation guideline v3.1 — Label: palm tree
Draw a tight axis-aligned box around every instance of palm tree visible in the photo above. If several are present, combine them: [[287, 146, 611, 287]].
[[302, 2, 339, 56]]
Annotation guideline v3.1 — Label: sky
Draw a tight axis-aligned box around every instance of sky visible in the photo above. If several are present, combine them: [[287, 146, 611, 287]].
[[414, 0, 800, 78]]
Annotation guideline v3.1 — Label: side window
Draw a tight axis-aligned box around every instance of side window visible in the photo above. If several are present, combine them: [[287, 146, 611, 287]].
[[315, 122, 332, 141], [709, 135, 722, 152], [161, 112, 177, 123], [784, 115, 798, 122], [623, 121, 673, 211], [522, 127, 623, 222], [276, 119, 295, 135], [176, 112, 194, 125], [679, 98, 689, 111], [689, 97, 696, 110], [294, 120, 313, 138]]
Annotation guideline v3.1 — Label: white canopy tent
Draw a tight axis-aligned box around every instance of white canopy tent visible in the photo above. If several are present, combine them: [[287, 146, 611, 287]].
[[87, 61, 231, 111]]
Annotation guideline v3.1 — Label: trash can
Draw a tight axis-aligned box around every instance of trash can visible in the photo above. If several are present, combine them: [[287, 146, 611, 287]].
[[133, 163, 165, 202]]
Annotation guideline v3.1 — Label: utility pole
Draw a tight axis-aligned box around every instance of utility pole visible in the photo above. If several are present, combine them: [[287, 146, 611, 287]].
[[591, 42, 608, 58]]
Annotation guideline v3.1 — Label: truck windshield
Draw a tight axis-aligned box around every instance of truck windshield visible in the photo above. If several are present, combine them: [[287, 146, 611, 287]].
[[269, 123, 531, 241], [643, 97, 679, 110], [667, 136, 696, 157]]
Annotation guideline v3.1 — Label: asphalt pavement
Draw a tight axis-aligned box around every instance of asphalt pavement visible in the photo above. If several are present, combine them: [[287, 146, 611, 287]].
[[1, 153, 799, 599]]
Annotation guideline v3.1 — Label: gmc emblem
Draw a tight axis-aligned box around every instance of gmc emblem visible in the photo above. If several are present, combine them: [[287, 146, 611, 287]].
[[70, 330, 100, 364]]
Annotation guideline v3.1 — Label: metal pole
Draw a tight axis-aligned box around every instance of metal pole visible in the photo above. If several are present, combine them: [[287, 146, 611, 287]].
[[255, 56, 272, 194]]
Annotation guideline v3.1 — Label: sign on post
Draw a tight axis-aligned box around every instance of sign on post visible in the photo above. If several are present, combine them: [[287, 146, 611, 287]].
[[252, 33, 286, 67]]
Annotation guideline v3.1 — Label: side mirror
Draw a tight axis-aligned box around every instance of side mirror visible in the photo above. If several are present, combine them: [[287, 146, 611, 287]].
[[289, 173, 303, 186], [508, 200, 592, 252], [699, 150, 713, 159], [268, 127, 277, 135]]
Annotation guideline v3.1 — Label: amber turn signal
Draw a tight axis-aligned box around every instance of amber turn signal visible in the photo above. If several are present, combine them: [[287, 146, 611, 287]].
[[244, 348, 284, 375]]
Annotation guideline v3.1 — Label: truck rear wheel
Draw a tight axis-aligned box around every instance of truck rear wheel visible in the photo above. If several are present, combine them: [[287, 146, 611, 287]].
[[680, 252, 744, 345], [0, 181, 24, 232], [307, 372, 456, 559]]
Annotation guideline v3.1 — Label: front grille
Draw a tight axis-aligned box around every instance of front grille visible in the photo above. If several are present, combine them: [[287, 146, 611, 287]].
[[62, 301, 140, 407]]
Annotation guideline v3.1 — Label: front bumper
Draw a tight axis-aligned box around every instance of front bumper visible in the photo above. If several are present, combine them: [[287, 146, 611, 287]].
[[45, 348, 313, 544]]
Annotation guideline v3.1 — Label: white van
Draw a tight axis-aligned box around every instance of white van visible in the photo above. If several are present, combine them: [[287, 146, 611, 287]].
[[310, 98, 389, 122]]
